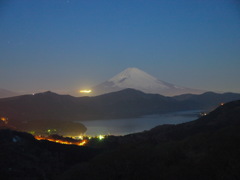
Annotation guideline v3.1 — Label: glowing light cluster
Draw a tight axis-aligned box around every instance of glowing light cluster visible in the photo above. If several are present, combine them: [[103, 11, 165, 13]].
[[34, 134, 106, 147], [35, 136, 87, 146], [72, 135, 104, 140], [0, 117, 8, 124], [98, 135, 105, 140], [79, 89, 92, 93]]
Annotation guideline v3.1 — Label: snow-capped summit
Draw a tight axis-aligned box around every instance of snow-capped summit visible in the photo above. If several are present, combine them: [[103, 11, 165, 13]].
[[109, 67, 172, 90], [92, 68, 205, 96]]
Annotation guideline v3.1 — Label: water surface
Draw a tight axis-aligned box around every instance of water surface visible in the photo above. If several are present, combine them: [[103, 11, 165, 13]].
[[79, 110, 201, 136]]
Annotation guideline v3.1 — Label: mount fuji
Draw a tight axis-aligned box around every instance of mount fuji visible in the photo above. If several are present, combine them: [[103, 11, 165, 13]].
[[91, 68, 205, 96]]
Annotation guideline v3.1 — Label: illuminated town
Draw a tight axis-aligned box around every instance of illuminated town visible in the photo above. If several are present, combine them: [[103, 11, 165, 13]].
[[34, 134, 105, 146]]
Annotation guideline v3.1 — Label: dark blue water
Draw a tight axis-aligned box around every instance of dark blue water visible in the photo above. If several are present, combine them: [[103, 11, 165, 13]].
[[79, 110, 201, 136]]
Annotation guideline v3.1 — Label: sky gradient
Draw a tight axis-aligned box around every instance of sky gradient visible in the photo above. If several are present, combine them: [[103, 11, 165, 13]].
[[1, 0, 240, 95]]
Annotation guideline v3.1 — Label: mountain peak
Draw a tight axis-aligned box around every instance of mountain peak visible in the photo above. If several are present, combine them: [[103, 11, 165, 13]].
[[122, 67, 145, 73], [109, 67, 158, 84], [92, 68, 205, 96], [35, 91, 59, 96], [115, 67, 149, 74]]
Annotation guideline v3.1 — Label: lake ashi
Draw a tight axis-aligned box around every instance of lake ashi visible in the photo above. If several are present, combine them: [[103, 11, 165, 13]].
[[79, 110, 202, 136]]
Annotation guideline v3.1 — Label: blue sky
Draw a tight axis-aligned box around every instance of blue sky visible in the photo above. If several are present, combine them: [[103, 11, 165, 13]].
[[0, 0, 240, 95]]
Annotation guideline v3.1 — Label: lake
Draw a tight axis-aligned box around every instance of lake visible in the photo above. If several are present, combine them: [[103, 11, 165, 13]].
[[79, 110, 201, 136]]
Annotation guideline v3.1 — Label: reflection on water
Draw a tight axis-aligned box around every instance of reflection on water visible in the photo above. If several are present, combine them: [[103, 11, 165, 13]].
[[79, 110, 201, 136]]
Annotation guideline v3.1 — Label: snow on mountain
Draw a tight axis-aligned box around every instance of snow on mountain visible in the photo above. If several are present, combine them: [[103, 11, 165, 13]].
[[92, 68, 205, 96]]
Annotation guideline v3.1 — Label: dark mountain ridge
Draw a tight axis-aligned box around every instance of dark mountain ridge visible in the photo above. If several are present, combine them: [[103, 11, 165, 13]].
[[174, 91, 240, 107], [113, 99, 240, 145], [1, 89, 240, 136], [0, 88, 19, 98], [62, 100, 240, 180], [0, 89, 240, 124], [1, 100, 240, 179], [0, 129, 100, 179]]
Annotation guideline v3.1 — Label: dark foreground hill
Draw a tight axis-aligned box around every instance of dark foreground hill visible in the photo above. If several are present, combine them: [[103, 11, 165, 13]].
[[1, 100, 240, 179], [0, 89, 240, 135], [60, 100, 240, 180], [0, 129, 101, 180]]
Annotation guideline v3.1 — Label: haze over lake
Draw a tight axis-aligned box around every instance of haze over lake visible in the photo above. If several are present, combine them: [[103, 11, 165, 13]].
[[79, 110, 201, 136]]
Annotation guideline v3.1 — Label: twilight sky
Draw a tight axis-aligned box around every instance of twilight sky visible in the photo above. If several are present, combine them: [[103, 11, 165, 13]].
[[0, 0, 240, 95]]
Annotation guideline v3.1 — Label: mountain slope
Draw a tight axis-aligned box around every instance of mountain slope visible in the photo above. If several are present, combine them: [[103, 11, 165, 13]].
[[89, 88, 186, 118], [173, 91, 240, 110], [0, 89, 187, 123], [1, 89, 240, 135], [120, 99, 240, 144], [92, 68, 205, 96], [60, 100, 240, 180], [0, 91, 87, 135], [1, 100, 240, 179], [0, 88, 18, 98], [0, 129, 100, 179]]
